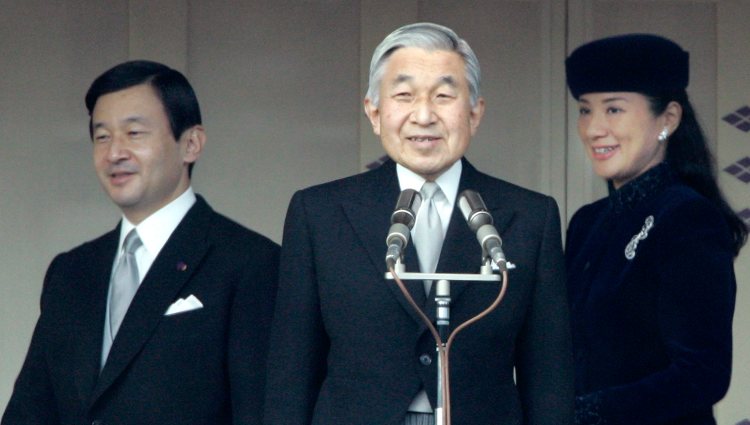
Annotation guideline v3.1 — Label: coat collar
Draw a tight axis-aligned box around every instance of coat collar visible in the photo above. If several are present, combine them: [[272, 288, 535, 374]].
[[607, 161, 674, 214], [340, 160, 430, 320]]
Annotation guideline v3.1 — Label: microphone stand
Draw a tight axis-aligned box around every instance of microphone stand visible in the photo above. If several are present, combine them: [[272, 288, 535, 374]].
[[385, 259, 503, 425]]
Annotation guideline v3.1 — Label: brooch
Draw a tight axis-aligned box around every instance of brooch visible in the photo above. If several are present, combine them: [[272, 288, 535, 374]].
[[624, 215, 654, 260]]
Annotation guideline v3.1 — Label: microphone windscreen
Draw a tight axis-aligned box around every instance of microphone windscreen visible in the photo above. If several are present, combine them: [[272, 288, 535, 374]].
[[391, 189, 422, 228]]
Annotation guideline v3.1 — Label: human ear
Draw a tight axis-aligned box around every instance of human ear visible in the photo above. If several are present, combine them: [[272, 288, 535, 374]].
[[363, 98, 381, 136], [662, 101, 683, 134], [183, 126, 206, 163], [469, 97, 485, 136]]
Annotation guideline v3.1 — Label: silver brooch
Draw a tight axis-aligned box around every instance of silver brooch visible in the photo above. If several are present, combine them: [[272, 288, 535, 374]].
[[624, 215, 654, 260]]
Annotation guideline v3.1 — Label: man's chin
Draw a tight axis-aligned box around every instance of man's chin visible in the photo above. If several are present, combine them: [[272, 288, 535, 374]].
[[107, 193, 141, 212], [403, 163, 447, 181]]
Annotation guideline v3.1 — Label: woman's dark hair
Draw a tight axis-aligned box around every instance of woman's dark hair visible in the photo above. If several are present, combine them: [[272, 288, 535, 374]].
[[648, 90, 747, 255]]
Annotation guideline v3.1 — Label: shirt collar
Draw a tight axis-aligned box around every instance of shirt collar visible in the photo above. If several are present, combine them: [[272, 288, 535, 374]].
[[396, 160, 462, 207], [119, 187, 197, 256]]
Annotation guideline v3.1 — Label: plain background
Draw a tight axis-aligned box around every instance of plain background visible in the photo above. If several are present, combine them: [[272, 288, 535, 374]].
[[1, 1, 749, 423]]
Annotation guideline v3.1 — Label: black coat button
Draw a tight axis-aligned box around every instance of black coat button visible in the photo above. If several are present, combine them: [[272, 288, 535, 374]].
[[419, 354, 432, 366]]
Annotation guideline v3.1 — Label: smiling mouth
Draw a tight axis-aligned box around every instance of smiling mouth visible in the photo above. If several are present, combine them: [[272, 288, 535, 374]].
[[108, 170, 136, 184], [407, 136, 440, 142], [593, 146, 616, 154]]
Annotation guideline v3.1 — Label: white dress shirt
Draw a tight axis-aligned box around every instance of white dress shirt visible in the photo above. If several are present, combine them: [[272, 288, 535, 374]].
[[397, 160, 462, 241], [114, 187, 197, 281], [101, 187, 196, 367], [396, 161, 462, 414]]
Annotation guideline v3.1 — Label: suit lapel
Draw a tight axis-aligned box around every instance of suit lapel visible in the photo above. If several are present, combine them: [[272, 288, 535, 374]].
[[423, 160, 516, 322], [72, 228, 119, 403], [341, 162, 428, 321], [456, 159, 516, 246], [90, 198, 213, 406]]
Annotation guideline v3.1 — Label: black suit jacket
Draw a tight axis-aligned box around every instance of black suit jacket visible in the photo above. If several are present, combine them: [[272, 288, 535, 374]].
[[2, 196, 279, 425], [264, 159, 573, 425]]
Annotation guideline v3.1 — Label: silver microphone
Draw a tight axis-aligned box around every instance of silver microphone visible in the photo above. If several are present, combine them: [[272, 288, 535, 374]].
[[385, 189, 422, 268], [458, 190, 507, 271]]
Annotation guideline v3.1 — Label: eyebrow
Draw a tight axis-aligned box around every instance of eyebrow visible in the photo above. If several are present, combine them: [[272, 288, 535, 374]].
[[389, 74, 458, 88], [92, 116, 149, 130], [439, 75, 457, 87], [602, 96, 628, 103], [390, 74, 413, 87]]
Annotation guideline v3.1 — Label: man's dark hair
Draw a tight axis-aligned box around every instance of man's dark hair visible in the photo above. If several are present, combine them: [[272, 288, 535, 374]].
[[85, 60, 202, 175]]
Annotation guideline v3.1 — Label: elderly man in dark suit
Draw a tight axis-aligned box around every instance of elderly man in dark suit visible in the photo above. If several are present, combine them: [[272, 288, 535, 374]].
[[2, 61, 279, 425], [264, 22, 573, 425]]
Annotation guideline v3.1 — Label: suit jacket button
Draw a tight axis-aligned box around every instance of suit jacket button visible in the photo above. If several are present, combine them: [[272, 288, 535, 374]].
[[419, 354, 432, 366], [91, 421, 103, 425]]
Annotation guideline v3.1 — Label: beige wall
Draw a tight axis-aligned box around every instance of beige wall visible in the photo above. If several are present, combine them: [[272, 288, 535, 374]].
[[1, 1, 747, 422], [0, 0, 131, 410], [566, 2, 750, 422], [717, 1, 750, 422]]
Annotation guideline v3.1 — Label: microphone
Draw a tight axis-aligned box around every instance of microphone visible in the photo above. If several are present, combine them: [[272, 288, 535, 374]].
[[458, 190, 507, 271], [385, 189, 422, 268]]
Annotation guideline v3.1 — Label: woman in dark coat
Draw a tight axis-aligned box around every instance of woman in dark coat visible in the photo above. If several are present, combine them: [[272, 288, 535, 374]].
[[564, 34, 747, 425]]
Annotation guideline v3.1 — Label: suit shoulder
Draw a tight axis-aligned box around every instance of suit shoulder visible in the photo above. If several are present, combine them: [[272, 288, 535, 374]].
[[207, 211, 279, 252], [299, 166, 385, 197], [287, 165, 390, 214], [655, 184, 730, 236], [49, 228, 118, 263], [473, 169, 558, 208], [570, 197, 608, 226], [659, 184, 718, 214]]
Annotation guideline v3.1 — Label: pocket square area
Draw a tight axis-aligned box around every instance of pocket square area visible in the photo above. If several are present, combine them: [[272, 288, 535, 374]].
[[164, 294, 204, 316]]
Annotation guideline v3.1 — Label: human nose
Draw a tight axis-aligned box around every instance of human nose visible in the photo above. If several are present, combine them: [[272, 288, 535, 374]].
[[581, 111, 607, 141], [106, 134, 130, 162], [411, 98, 436, 126]]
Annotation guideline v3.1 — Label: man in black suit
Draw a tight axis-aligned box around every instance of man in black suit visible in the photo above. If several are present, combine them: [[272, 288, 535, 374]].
[[2, 61, 279, 425], [264, 23, 573, 425]]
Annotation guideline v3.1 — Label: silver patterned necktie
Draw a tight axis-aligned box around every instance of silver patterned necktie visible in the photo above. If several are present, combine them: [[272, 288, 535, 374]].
[[108, 229, 143, 339], [413, 182, 445, 295]]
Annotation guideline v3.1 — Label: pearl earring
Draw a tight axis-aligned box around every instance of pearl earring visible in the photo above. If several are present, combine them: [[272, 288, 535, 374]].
[[658, 127, 669, 143]]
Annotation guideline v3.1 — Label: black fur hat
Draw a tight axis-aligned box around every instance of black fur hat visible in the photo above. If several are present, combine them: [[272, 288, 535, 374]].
[[566, 33, 689, 99]]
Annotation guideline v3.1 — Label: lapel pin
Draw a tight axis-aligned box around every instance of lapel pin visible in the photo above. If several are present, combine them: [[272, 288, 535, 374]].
[[176, 261, 188, 271]]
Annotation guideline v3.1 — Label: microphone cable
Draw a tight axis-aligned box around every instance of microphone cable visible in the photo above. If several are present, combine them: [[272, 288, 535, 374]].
[[387, 265, 509, 425]]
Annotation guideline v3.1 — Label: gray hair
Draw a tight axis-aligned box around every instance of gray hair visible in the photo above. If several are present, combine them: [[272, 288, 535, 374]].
[[365, 22, 481, 107]]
